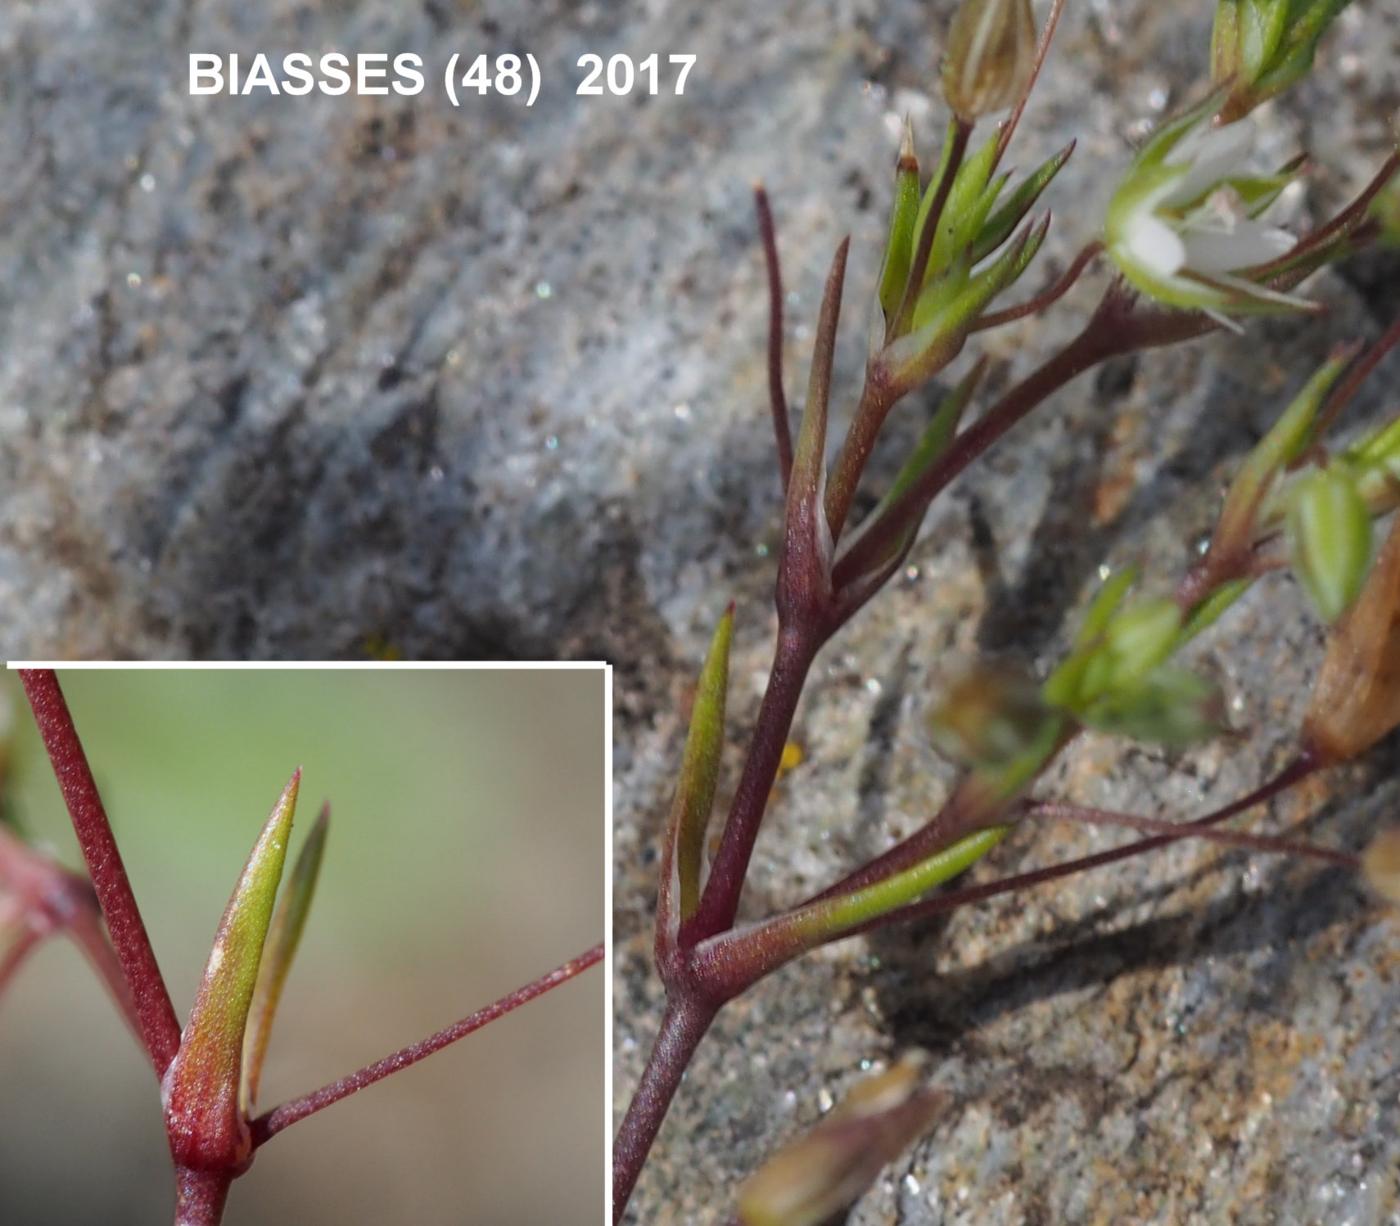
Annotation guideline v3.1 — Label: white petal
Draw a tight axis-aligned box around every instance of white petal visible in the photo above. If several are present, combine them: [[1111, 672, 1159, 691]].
[[1123, 211, 1186, 277], [1161, 121, 1256, 207], [1181, 221, 1295, 273]]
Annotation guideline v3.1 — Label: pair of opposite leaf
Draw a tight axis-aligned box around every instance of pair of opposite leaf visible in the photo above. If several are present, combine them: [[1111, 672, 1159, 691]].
[[163, 771, 327, 1171]]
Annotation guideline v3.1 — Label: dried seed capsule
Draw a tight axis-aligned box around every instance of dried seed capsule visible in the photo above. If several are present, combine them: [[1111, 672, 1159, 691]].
[[941, 0, 1037, 122]]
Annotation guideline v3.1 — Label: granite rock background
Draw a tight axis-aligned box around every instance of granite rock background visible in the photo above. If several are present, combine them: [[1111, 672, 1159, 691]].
[[2, 0, 1399, 1223]]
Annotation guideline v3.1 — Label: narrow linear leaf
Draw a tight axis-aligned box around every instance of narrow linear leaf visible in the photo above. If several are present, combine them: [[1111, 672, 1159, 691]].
[[1215, 350, 1352, 551], [779, 239, 849, 614], [164, 770, 301, 1171], [877, 120, 922, 324], [971, 140, 1075, 264], [657, 607, 734, 932], [241, 801, 329, 1113]]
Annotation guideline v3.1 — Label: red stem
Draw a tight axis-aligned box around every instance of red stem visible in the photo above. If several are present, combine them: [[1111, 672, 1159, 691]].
[[18, 669, 181, 1076], [690, 755, 1325, 999], [250, 942, 602, 1144], [970, 240, 1104, 332], [0, 927, 40, 996], [834, 289, 1217, 589], [612, 995, 717, 1223], [1314, 314, 1400, 438], [173, 1167, 232, 1226], [1027, 799, 1357, 867], [839, 752, 1323, 940]]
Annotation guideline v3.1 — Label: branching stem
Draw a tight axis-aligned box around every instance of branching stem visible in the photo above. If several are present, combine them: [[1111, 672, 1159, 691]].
[[18, 669, 181, 1076], [251, 942, 602, 1144]]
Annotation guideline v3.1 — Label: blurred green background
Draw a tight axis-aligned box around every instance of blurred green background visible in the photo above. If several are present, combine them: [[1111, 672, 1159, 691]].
[[0, 668, 604, 1225]]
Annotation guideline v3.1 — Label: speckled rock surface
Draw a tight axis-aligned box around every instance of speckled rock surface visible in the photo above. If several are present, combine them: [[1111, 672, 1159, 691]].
[[2, 0, 1399, 1222]]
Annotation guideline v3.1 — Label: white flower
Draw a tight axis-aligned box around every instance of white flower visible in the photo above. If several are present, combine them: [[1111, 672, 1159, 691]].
[[1106, 99, 1310, 323]]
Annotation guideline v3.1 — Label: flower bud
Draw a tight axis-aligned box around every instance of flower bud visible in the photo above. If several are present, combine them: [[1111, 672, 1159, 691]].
[[737, 1053, 942, 1226], [1303, 513, 1400, 764], [928, 664, 1053, 772], [941, 0, 1037, 122], [1212, 0, 1353, 121], [1286, 466, 1373, 623]]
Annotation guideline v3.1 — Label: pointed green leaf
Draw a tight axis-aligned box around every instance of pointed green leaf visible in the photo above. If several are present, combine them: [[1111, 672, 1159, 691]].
[[660, 607, 734, 927], [972, 141, 1075, 264], [880, 358, 983, 509], [925, 134, 1004, 284], [877, 121, 923, 325], [163, 770, 300, 1170], [1216, 350, 1350, 550], [240, 802, 329, 1113]]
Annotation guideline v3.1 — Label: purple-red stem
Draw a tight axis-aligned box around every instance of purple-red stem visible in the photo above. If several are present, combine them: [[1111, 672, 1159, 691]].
[[18, 668, 181, 1076], [1314, 313, 1400, 438], [250, 942, 603, 1144], [691, 754, 1325, 1000], [845, 753, 1322, 940], [174, 1167, 232, 1226], [971, 240, 1104, 332], [835, 292, 1217, 588], [612, 995, 717, 1224]]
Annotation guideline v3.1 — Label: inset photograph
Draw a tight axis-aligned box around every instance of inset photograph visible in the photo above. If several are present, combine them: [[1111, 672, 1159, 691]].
[[0, 666, 605, 1225]]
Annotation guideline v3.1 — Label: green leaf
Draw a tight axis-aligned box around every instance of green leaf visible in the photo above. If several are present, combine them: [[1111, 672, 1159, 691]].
[[971, 141, 1075, 264], [1078, 667, 1228, 746], [877, 121, 923, 325], [925, 134, 1004, 284], [1215, 351, 1351, 550], [667, 607, 734, 924], [802, 825, 1009, 940], [1287, 465, 1373, 622], [164, 771, 301, 1169], [1181, 578, 1253, 641], [240, 801, 329, 1113]]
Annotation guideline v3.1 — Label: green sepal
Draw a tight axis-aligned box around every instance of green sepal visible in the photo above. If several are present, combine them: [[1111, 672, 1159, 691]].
[[1181, 578, 1253, 642]]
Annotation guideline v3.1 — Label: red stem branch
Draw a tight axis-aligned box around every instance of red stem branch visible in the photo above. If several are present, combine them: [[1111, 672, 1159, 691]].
[[840, 752, 1323, 940], [18, 669, 181, 1076], [970, 240, 1104, 332], [250, 942, 602, 1145], [612, 995, 717, 1223], [173, 1167, 232, 1226]]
